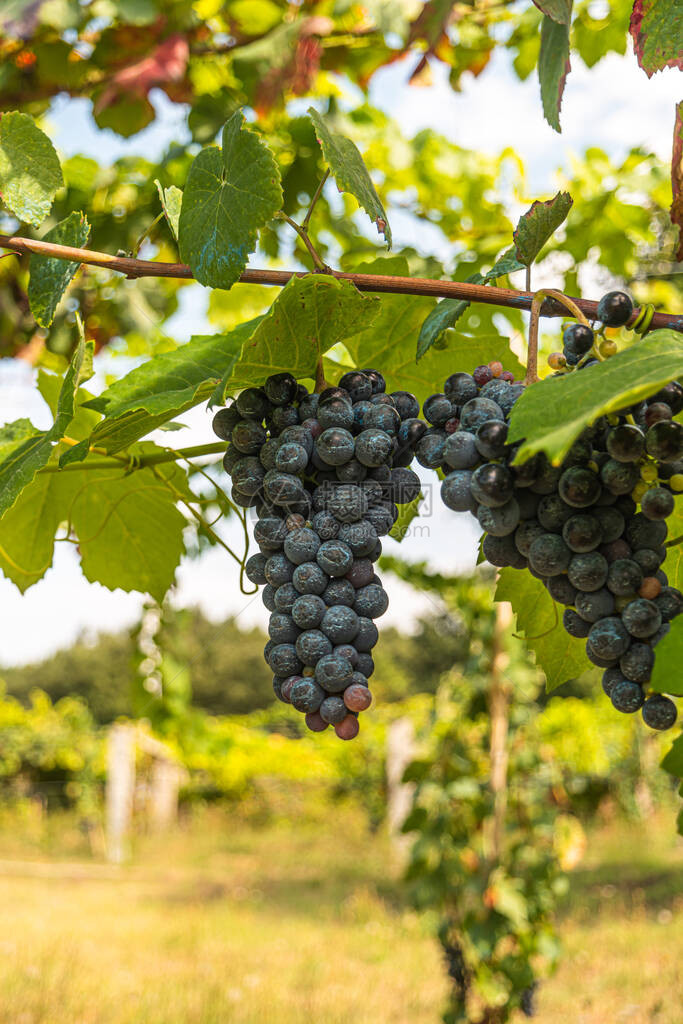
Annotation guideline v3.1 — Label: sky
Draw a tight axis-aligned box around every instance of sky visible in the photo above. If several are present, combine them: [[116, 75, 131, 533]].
[[0, 41, 681, 668]]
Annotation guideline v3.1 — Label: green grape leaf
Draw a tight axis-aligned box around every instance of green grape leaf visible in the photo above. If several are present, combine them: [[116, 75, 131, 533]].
[[178, 110, 282, 288], [28, 211, 90, 327], [416, 253, 525, 360], [0, 111, 63, 225], [661, 733, 683, 779], [0, 446, 189, 600], [533, 0, 572, 23], [0, 336, 92, 517], [85, 319, 259, 454], [508, 331, 683, 466], [671, 102, 683, 262], [416, 273, 483, 362], [649, 616, 683, 697], [155, 179, 182, 241], [308, 108, 391, 248], [630, 0, 683, 77], [389, 493, 423, 542], [662, 496, 683, 591], [0, 419, 37, 461], [538, 15, 571, 133], [513, 191, 573, 266], [343, 257, 523, 403], [496, 567, 592, 691], [212, 275, 379, 405]]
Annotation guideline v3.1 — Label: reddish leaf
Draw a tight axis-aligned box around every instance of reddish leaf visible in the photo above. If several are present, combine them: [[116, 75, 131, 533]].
[[630, 0, 683, 77], [672, 101, 683, 261], [94, 34, 189, 114]]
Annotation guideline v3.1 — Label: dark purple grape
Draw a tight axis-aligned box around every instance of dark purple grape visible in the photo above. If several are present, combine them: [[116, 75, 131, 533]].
[[596, 290, 633, 327]]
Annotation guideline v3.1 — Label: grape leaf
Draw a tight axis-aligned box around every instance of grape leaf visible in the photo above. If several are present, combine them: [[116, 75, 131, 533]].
[[0, 445, 189, 600], [671, 102, 683, 262], [178, 110, 282, 288], [0, 336, 92, 517], [308, 108, 391, 248], [85, 319, 259, 454], [649, 616, 683, 697], [630, 0, 683, 77], [508, 330, 683, 466], [663, 496, 683, 591], [662, 733, 683, 778], [0, 419, 37, 461], [342, 256, 523, 403], [212, 275, 379, 405], [513, 192, 572, 266], [155, 179, 182, 241], [28, 211, 90, 327], [416, 252, 525, 360], [538, 15, 571, 134], [0, 111, 63, 225], [389, 493, 423, 542], [532, 1, 572, 23], [495, 567, 592, 691]]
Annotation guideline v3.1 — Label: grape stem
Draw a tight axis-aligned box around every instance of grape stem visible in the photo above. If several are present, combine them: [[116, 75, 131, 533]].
[[525, 288, 592, 385], [1, 232, 681, 331], [314, 357, 329, 393]]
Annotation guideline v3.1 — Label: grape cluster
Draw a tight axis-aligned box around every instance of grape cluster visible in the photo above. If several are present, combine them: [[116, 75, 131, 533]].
[[212, 369, 423, 739], [419, 319, 682, 731]]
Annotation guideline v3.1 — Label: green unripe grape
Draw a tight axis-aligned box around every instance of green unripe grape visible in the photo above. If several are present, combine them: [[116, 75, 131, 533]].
[[669, 473, 683, 492], [599, 339, 618, 358], [548, 352, 566, 370], [631, 481, 648, 503], [640, 463, 658, 483]]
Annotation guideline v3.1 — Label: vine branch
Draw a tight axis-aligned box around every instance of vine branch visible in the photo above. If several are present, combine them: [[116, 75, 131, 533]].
[[1, 233, 682, 332], [40, 441, 226, 474]]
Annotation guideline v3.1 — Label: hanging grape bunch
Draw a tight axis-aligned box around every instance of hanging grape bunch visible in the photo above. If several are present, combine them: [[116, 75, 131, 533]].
[[212, 369, 423, 739], [420, 292, 682, 731]]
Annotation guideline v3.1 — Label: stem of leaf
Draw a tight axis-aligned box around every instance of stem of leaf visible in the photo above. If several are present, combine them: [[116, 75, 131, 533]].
[[525, 290, 545, 386], [277, 212, 326, 271], [132, 212, 165, 258], [301, 170, 330, 231], [314, 357, 329, 393], [40, 441, 226, 473], [525, 264, 531, 292]]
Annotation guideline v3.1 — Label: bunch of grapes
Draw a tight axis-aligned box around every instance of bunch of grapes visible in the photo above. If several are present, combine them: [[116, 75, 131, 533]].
[[212, 368, 422, 739], [417, 292, 682, 731]]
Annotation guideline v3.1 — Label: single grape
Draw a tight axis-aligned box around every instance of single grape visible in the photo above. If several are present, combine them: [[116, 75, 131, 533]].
[[587, 616, 631, 660], [296, 629, 333, 666], [345, 557, 375, 588], [563, 322, 595, 355], [443, 431, 479, 470], [264, 371, 298, 406], [320, 605, 360, 644], [471, 463, 514, 508], [423, 393, 454, 426], [291, 594, 326, 629], [314, 653, 354, 693], [641, 694, 678, 730], [274, 442, 308, 474], [619, 642, 654, 684], [292, 562, 329, 595], [600, 459, 641, 495], [318, 396, 354, 432], [236, 387, 270, 421], [269, 643, 303, 677], [368, 403, 401, 436], [212, 406, 241, 439], [559, 466, 601, 508], [339, 370, 373, 403], [264, 553, 296, 587], [567, 551, 608, 592], [274, 582, 298, 614], [537, 494, 574, 533], [344, 683, 372, 712], [311, 511, 340, 541], [290, 677, 326, 713], [611, 679, 644, 713], [305, 711, 329, 732], [529, 534, 572, 577], [547, 575, 577, 605], [477, 499, 520, 537], [459, 397, 505, 431], [621, 598, 662, 638], [415, 431, 447, 469], [245, 553, 268, 585], [562, 514, 603, 552], [606, 424, 645, 463], [232, 420, 267, 455], [596, 290, 633, 327], [563, 608, 590, 638], [355, 428, 394, 467], [284, 528, 321, 565], [391, 391, 420, 420], [322, 577, 356, 607], [444, 372, 478, 405], [651, 382, 683, 415], [320, 695, 348, 724], [441, 470, 477, 513], [475, 420, 509, 460], [316, 427, 355, 466], [641, 487, 674, 521], [655, 586, 683, 622], [606, 558, 643, 597], [355, 617, 379, 652], [645, 420, 683, 462], [515, 520, 546, 557], [625, 513, 667, 550], [337, 522, 378, 559], [482, 533, 527, 568], [593, 506, 625, 543], [354, 583, 389, 619], [575, 587, 615, 623], [601, 667, 622, 698], [335, 715, 361, 740], [262, 584, 277, 612]]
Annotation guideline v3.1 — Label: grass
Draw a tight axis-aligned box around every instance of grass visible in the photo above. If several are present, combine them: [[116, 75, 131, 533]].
[[0, 804, 681, 1023]]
